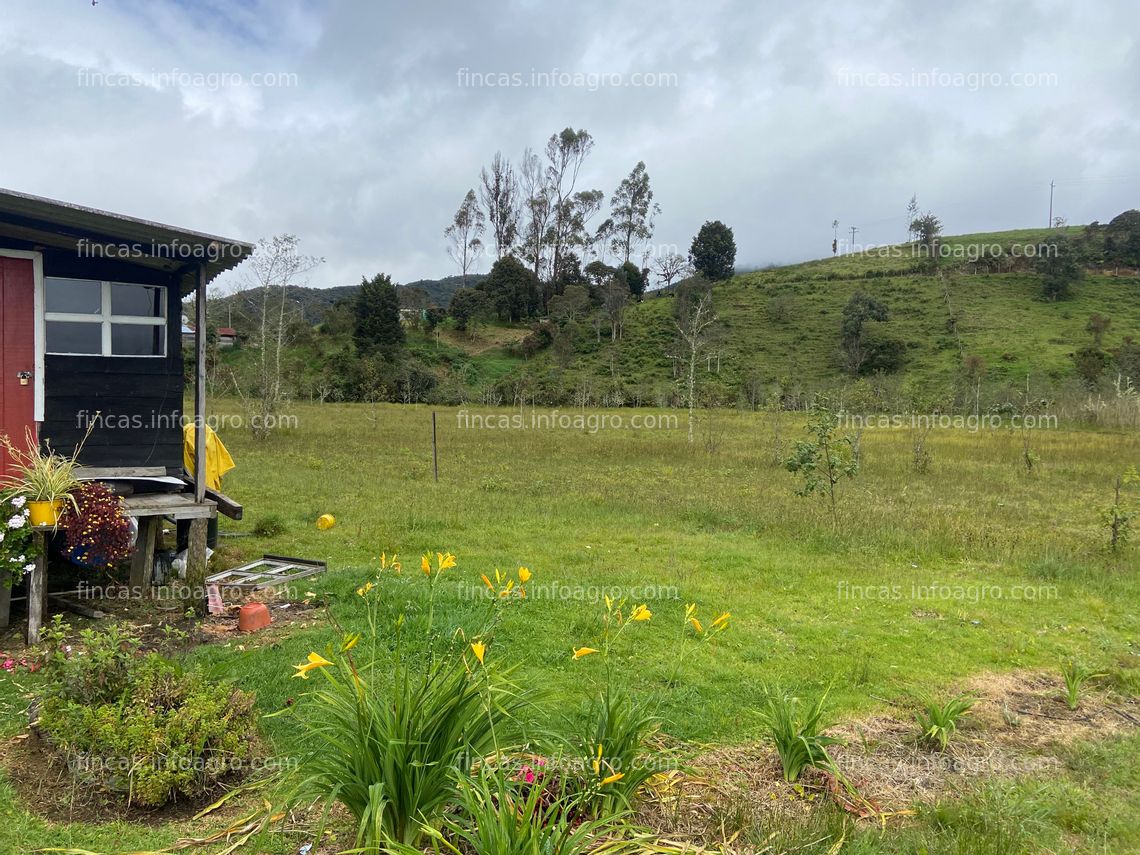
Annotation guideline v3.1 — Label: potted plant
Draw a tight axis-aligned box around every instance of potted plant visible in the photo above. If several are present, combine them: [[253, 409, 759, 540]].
[[59, 482, 134, 570], [0, 428, 87, 527], [0, 493, 44, 587]]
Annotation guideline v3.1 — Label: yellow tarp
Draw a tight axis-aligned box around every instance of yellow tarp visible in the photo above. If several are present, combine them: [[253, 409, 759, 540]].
[[183, 423, 235, 491]]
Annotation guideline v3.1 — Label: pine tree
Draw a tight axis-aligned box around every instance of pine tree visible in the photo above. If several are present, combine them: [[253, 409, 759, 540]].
[[354, 272, 405, 357]]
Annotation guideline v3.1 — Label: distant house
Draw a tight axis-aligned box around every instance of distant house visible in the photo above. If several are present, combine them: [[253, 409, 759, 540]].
[[399, 307, 425, 326], [216, 327, 237, 347], [182, 319, 196, 348]]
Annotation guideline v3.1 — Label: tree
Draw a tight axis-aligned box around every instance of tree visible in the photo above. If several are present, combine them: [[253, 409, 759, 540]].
[[354, 273, 404, 358], [479, 152, 520, 260], [689, 220, 736, 281], [548, 284, 590, 323], [1087, 313, 1112, 347], [653, 252, 691, 290], [544, 128, 596, 281], [1035, 235, 1084, 301], [518, 147, 552, 279], [905, 195, 919, 241], [785, 398, 859, 527], [840, 291, 889, 376], [910, 211, 942, 251], [237, 234, 322, 440], [601, 278, 629, 342], [478, 255, 541, 322], [609, 161, 660, 264], [672, 278, 720, 444], [448, 287, 491, 334], [444, 189, 485, 287], [616, 260, 647, 300]]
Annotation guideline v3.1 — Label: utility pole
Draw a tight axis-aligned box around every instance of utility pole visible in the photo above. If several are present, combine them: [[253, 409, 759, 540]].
[[849, 225, 858, 250], [1048, 179, 1055, 228]]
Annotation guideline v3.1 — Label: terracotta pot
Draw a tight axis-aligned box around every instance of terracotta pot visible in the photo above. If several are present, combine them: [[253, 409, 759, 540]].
[[238, 602, 271, 632], [26, 499, 63, 527]]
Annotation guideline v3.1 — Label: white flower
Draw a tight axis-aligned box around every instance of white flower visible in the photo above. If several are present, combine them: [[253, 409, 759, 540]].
[[22, 563, 34, 575], [16, 555, 25, 563], [10, 496, 25, 509], [7, 515, 24, 529], [0, 531, 5, 544]]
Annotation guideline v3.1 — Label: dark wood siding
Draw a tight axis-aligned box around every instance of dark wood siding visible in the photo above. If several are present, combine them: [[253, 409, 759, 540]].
[[40, 253, 185, 473]]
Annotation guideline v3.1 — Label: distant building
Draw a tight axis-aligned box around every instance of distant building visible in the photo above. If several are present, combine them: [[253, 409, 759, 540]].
[[182, 319, 195, 348], [216, 327, 237, 347]]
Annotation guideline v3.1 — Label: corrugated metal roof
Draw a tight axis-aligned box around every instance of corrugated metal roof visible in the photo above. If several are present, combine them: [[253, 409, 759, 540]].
[[0, 187, 253, 291]]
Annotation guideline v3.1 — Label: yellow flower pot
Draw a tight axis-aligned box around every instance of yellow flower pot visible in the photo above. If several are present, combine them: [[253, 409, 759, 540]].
[[27, 499, 64, 527]]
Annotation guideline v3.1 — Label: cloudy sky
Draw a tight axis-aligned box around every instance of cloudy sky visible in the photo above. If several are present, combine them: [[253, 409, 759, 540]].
[[1, 0, 1137, 289]]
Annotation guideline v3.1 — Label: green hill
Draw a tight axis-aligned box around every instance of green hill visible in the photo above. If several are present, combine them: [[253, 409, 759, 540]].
[[211, 225, 1140, 413]]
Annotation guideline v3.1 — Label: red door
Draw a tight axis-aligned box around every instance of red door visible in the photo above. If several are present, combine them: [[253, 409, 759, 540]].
[[0, 257, 36, 479]]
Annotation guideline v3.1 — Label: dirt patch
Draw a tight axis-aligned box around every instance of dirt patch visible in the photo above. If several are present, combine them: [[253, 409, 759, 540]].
[[637, 670, 1140, 846], [1, 729, 232, 826]]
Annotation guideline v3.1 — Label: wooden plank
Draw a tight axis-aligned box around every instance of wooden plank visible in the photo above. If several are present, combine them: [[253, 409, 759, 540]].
[[123, 493, 216, 519], [194, 264, 206, 504], [128, 516, 159, 594], [77, 466, 167, 479], [49, 595, 107, 620], [205, 487, 242, 520], [0, 582, 10, 629], [26, 536, 46, 644], [184, 518, 208, 615]]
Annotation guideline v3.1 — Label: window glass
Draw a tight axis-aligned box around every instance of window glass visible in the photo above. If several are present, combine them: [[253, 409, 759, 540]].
[[45, 278, 101, 314], [46, 321, 102, 354], [111, 323, 165, 356], [111, 283, 164, 317]]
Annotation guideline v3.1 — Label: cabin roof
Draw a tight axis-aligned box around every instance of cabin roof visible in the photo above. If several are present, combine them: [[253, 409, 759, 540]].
[[0, 187, 253, 292]]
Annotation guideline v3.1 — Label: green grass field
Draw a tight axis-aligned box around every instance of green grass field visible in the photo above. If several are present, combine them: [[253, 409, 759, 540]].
[[1, 401, 1138, 852]]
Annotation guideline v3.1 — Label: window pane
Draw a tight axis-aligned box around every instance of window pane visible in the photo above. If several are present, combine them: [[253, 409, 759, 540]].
[[111, 283, 163, 317], [111, 323, 164, 356], [45, 278, 101, 314], [47, 321, 102, 354]]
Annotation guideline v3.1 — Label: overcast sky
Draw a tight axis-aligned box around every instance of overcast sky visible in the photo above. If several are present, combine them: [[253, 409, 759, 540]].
[[2, 0, 1138, 289]]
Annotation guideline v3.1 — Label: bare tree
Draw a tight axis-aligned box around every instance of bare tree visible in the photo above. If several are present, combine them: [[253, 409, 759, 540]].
[[518, 147, 552, 279], [602, 278, 629, 342], [479, 152, 519, 260], [653, 252, 692, 290], [236, 234, 323, 440], [673, 282, 719, 444], [444, 189, 485, 287]]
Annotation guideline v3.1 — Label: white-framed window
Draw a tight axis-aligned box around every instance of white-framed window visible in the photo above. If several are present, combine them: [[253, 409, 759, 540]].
[[44, 278, 167, 357]]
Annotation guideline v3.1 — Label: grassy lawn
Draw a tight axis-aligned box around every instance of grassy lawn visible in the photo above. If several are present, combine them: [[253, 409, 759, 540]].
[[1, 400, 1137, 852]]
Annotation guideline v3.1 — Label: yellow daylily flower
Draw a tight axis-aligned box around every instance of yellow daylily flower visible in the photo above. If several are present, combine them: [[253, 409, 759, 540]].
[[573, 647, 599, 659], [600, 772, 625, 786], [711, 612, 731, 629], [630, 604, 652, 622], [481, 574, 495, 592], [421, 554, 432, 576], [470, 641, 486, 665], [292, 652, 333, 679], [356, 581, 375, 597], [341, 633, 361, 652], [604, 594, 613, 612], [437, 552, 457, 571], [592, 743, 604, 775], [689, 616, 704, 634], [685, 603, 697, 621], [518, 566, 532, 583]]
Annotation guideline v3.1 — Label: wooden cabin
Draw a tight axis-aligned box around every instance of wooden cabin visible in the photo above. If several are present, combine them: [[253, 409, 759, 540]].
[[0, 188, 252, 635]]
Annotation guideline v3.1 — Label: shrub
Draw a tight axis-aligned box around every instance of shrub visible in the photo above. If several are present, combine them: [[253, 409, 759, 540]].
[[1060, 660, 1105, 711], [59, 481, 134, 569], [37, 622, 255, 807], [757, 687, 842, 782], [252, 513, 287, 538], [286, 554, 532, 850], [914, 693, 976, 751], [422, 767, 633, 855], [566, 687, 662, 817]]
